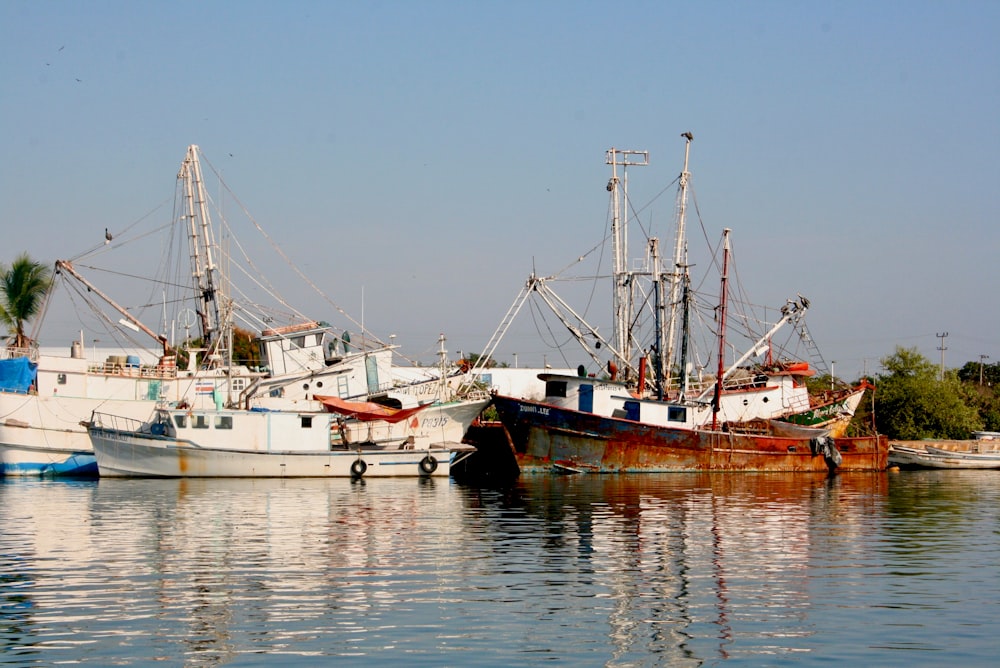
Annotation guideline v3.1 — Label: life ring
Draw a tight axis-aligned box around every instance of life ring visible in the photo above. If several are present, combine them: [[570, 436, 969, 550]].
[[419, 455, 438, 475], [350, 459, 367, 478]]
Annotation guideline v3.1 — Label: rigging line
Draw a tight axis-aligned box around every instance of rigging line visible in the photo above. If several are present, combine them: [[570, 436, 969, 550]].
[[527, 296, 584, 363], [61, 279, 149, 353], [69, 263, 193, 293], [527, 298, 577, 370], [198, 151, 381, 346], [688, 184, 719, 272], [544, 231, 611, 279], [226, 260, 309, 325], [142, 216, 185, 315], [207, 200, 299, 321], [68, 197, 173, 263], [625, 173, 681, 243]]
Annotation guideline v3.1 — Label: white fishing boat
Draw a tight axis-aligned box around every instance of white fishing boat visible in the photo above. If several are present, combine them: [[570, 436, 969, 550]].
[[89, 406, 476, 478], [888, 441, 1000, 470], [2, 146, 487, 476]]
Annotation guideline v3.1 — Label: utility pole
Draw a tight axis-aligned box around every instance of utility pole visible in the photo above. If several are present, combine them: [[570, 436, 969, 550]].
[[980, 354, 990, 385], [936, 332, 949, 381]]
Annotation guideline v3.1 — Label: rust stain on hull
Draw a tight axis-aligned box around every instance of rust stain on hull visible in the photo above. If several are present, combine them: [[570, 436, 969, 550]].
[[492, 394, 888, 474]]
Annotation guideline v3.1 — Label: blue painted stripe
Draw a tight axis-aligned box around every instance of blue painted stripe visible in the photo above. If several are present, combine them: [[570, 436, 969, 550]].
[[1, 454, 98, 477]]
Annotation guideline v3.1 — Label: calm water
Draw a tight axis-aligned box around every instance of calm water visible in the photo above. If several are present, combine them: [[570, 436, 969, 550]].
[[1, 471, 997, 667]]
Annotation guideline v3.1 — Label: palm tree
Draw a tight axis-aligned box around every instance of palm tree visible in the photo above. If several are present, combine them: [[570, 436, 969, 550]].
[[0, 253, 53, 349]]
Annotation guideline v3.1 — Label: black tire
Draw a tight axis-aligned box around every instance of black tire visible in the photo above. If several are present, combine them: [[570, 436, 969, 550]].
[[419, 455, 438, 475], [351, 459, 367, 478]]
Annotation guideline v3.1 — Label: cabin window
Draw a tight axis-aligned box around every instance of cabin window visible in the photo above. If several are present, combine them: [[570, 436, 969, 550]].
[[301, 416, 313, 429], [623, 401, 641, 421], [193, 415, 209, 429], [57, 373, 67, 384], [546, 380, 568, 398], [668, 406, 687, 423], [174, 415, 187, 428], [215, 415, 233, 430], [337, 375, 349, 397], [232, 378, 246, 392], [292, 335, 305, 348]]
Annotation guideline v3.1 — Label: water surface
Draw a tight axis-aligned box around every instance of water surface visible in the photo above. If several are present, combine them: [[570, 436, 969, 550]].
[[1, 471, 997, 666]]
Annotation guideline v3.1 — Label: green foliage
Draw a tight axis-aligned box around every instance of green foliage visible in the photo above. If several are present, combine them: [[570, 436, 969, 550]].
[[465, 352, 496, 368], [957, 360, 1000, 387], [171, 326, 261, 369], [958, 382, 1000, 432], [0, 253, 53, 348], [232, 326, 261, 368], [874, 346, 983, 439]]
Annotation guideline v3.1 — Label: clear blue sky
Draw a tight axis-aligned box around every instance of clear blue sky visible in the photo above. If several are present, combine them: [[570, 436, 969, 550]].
[[2, 1, 998, 380]]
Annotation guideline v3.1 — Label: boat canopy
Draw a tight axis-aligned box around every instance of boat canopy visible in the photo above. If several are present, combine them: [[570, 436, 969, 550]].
[[0, 356, 37, 393], [313, 394, 431, 423]]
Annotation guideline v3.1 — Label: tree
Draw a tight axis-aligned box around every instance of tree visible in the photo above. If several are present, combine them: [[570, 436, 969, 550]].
[[0, 253, 53, 349], [232, 326, 261, 369], [957, 360, 1000, 388], [874, 346, 982, 439]]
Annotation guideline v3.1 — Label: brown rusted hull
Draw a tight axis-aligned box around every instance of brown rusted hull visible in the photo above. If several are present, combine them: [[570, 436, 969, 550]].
[[492, 394, 888, 474]]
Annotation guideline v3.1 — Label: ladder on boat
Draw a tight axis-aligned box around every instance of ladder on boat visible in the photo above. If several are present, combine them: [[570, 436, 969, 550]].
[[796, 320, 829, 376]]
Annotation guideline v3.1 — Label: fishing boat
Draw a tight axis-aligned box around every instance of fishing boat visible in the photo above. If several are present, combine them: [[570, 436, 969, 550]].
[[88, 406, 474, 478], [0, 328, 255, 477], [486, 136, 887, 473], [2, 146, 485, 476], [888, 440, 1000, 470]]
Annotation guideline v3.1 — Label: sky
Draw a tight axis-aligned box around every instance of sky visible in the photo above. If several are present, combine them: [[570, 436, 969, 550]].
[[2, 0, 998, 381]]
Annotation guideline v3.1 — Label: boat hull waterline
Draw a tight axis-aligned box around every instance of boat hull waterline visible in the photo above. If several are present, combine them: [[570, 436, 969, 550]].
[[888, 443, 1000, 470], [90, 426, 471, 478], [493, 394, 888, 473]]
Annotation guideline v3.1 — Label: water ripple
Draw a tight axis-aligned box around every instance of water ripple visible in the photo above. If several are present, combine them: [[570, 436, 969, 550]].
[[1, 472, 998, 665]]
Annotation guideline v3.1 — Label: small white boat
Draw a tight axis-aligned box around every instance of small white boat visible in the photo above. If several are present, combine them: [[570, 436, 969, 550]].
[[888, 442, 1000, 470], [89, 406, 475, 478]]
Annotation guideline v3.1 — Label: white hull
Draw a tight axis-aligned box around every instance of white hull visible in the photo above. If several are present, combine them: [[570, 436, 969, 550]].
[[0, 394, 154, 475], [889, 443, 1000, 470], [0, 356, 253, 475], [88, 403, 481, 478], [92, 430, 467, 478]]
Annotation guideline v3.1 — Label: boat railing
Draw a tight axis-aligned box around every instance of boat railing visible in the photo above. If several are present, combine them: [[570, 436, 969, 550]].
[[87, 361, 178, 380], [461, 388, 492, 402], [90, 412, 154, 434], [1, 346, 39, 361]]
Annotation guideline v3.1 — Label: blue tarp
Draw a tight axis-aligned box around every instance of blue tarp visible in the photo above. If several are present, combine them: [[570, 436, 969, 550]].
[[0, 356, 37, 393]]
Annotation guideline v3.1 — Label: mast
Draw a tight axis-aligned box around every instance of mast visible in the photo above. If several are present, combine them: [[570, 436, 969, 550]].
[[678, 272, 692, 402], [712, 228, 731, 431], [664, 132, 693, 391], [605, 148, 648, 379], [179, 145, 222, 352], [650, 237, 664, 399]]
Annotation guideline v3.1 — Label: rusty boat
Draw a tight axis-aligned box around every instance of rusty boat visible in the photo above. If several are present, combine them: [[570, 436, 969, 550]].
[[482, 135, 887, 474]]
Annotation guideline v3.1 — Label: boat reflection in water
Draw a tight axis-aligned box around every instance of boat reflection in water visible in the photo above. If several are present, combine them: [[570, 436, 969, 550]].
[[3, 471, 997, 665], [485, 472, 889, 662]]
